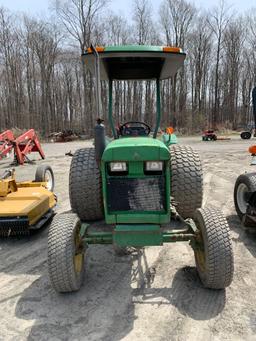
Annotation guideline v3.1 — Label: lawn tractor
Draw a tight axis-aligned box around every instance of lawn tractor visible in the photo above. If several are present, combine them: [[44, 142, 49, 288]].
[[48, 45, 234, 293], [0, 165, 56, 236], [240, 87, 256, 140], [202, 130, 217, 141]]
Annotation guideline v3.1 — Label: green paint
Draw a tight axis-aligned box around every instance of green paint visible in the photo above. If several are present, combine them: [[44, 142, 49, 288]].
[[104, 45, 165, 52], [113, 224, 162, 246], [82, 44, 186, 80], [80, 223, 89, 238], [81, 226, 195, 246], [161, 133, 177, 146], [115, 213, 169, 224], [102, 137, 170, 161], [100, 134, 171, 224], [82, 45, 187, 245], [84, 232, 113, 244], [101, 162, 170, 225]]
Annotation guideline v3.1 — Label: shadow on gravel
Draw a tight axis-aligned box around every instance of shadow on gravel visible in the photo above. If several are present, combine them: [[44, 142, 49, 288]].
[[132, 265, 226, 321], [15, 246, 225, 340], [15, 245, 135, 341], [0, 226, 49, 276], [227, 214, 256, 258]]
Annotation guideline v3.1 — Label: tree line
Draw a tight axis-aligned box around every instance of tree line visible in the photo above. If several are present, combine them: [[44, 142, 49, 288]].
[[0, 0, 255, 137]]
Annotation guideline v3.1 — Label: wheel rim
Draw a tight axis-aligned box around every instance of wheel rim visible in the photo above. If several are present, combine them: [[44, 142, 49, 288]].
[[45, 170, 53, 191], [236, 183, 250, 214], [74, 227, 84, 274], [194, 230, 206, 272]]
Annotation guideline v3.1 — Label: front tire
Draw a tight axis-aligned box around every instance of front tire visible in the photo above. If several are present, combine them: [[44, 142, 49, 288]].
[[234, 173, 256, 221], [48, 213, 85, 293], [193, 208, 234, 289], [240, 131, 251, 140], [170, 145, 203, 218]]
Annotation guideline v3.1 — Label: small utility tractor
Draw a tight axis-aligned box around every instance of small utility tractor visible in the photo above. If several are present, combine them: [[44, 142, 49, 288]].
[[0, 165, 56, 236], [240, 87, 256, 140], [48, 45, 234, 293], [202, 130, 217, 141]]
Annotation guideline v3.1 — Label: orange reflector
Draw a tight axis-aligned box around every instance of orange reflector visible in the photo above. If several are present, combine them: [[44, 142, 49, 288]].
[[87, 46, 105, 53], [166, 127, 174, 135], [249, 145, 256, 154], [163, 46, 182, 53]]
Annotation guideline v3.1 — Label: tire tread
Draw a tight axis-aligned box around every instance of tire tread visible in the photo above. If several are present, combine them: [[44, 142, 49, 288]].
[[170, 145, 203, 218], [69, 148, 103, 220]]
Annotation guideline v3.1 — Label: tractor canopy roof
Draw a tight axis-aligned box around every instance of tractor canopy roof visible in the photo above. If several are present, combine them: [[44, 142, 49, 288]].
[[82, 45, 186, 80]]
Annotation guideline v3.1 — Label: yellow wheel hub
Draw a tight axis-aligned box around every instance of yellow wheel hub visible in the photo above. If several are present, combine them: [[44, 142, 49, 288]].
[[195, 233, 206, 272], [74, 228, 84, 273], [195, 249, 206, 272]]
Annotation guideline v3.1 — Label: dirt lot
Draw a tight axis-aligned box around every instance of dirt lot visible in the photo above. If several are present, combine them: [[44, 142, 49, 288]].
[[0, 136, 256, 341]]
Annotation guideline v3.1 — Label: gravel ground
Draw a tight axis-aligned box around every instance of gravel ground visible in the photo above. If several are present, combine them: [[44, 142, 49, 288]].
[[0, 135, 256, 341]]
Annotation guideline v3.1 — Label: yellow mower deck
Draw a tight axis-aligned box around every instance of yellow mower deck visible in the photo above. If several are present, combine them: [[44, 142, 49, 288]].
[[0, 169, 56, 236]]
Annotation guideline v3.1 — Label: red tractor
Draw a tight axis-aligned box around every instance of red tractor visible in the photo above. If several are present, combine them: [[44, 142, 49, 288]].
[[202, 130, 217, 141]]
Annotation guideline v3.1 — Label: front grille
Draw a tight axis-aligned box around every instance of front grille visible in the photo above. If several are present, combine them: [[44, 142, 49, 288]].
[[107, 176, 166, 212]]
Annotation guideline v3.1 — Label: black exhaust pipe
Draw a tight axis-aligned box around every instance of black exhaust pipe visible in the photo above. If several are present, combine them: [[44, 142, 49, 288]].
[[253, 87, 256, 136], [90, 44, 105, 162], [95, 118, 106, 163]]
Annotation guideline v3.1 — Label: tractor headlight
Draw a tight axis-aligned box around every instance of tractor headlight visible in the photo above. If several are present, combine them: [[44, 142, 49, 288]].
[[110, 162, 127, 172], [145, 161, 163, 171]]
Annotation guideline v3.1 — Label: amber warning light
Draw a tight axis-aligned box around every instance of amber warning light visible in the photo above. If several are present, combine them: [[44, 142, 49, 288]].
[[163, 46, 182, 53], [249, 145, 256, 155], [87, 46, 105, 53]]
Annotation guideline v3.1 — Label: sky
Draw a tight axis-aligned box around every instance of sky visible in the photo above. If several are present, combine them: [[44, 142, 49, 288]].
[[0, 0, 253, 17]]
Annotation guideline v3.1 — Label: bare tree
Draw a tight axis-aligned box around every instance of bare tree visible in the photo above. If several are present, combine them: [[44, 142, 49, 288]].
[[0, 1, 254, 137], [207, 0, 232, 128], [159, 0, 195, 129], [188, 15, 212, 129], [52, 0, 108, 132]]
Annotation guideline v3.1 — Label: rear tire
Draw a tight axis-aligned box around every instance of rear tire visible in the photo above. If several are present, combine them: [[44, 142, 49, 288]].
[[69, 148, 103, 221], [48, 213, 85, 293], [170, 145, 203, 218], [193, 208, 234, 289], [234, 173, 256, 221], [35, 165, 54, 192], [240, 131, 251, 140]]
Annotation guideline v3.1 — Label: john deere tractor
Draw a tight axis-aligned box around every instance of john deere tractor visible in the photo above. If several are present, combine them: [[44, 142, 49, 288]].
[[48, 45, 234, 293]]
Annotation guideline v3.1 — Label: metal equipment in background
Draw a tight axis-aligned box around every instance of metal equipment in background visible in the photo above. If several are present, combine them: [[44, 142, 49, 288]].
[[0, 165, 56, 237], [240, 87, 256, 139], [0, 129, 45, 165], [202, 130, 217, 141], [234, 143, 256, 227]]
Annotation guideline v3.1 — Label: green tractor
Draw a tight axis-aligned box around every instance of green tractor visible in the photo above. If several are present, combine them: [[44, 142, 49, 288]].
[[48, 45, 234, 293]]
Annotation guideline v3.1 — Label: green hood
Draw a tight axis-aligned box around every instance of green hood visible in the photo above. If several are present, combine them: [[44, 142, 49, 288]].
[[102, 137, 170, 162]]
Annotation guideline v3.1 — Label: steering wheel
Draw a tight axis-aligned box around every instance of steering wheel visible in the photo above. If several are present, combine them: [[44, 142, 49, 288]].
[[119, 121, 151, 137]]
